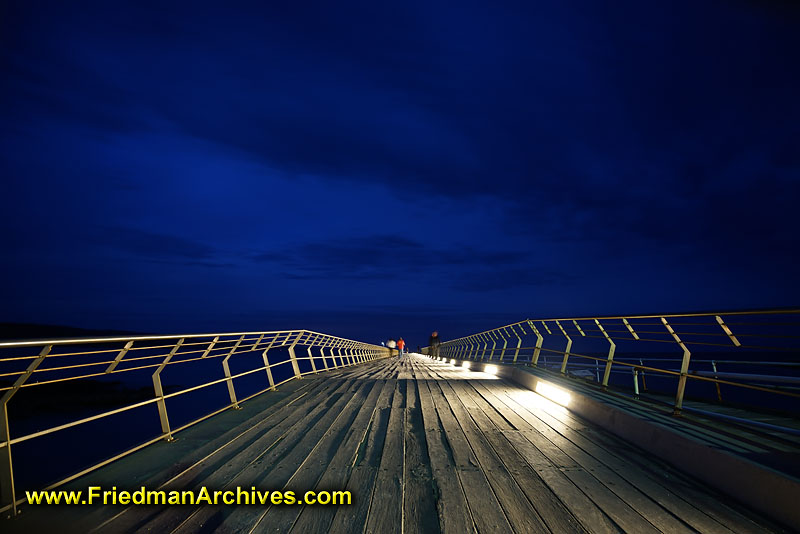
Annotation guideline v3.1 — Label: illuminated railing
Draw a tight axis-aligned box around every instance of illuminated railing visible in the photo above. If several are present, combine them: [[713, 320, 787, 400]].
[[425, 309, 800, 423], [0, 329, 389, 515]]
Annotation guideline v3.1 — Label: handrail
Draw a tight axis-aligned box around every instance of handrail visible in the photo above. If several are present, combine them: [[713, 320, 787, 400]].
[[425, 308, 800, 422], [0, 328, 389, 516]]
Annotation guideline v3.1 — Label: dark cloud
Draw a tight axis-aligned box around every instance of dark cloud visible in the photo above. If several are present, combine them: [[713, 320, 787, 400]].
[[1, 0, 798, 337], [95, 227, 217, 260], [253, 234, 545, 289]]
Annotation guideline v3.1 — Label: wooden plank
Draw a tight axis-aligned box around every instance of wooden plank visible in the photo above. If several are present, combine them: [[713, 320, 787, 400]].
[[469, 384, 660, 534], [488, 378, 775, 533], [429, 368, 571, 534], [402, 377, 441, 533], [328, 371, 398, 533], [426, 366, 616, 534], [101, 371, 369, 533], [248, 375, 390, 533], [80, 376, 323, 530], [457, 365, 780, 534], [290, 375, 398, 533], [411, 359, 476, 534], [415, 362, 516, 534], [442, 376, 591, 534], [134, 373, 374, 533], [211, 378, 381, 533], [584, 420, 779, 534], [363, 378, 406, 533], [482, 380, 739, 534], [464, 378, 695, 533]]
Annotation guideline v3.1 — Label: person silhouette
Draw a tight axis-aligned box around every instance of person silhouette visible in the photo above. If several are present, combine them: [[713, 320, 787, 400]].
[[429, 331, 440, 357]]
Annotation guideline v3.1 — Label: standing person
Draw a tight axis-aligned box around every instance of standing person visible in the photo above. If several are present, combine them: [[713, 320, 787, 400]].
[[429, 331, 441, 358], [397, 337, 405, 356], [386, 338, 397, 356]]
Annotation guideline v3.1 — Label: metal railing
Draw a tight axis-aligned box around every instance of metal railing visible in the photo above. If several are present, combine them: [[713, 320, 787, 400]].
[[0, 329, 389, 515], [425, 308, 800, 422]]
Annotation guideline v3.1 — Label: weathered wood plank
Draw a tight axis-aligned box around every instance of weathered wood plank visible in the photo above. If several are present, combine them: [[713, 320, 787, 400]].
[[327, 367, 399, 533], [429, 368, 569, 534], [476, 386, 661, 533], [363, 378, 406, 533], [290, 375, 397, 533], [416, 363, 516, 534], [443, 377, 591, 534], [248, 375, 389, 533], [149, 376, 375, 533], [411, 359, 476, 534], [483, 380, 738, 534], [402, 377, 440, 533], [103, 371, 372, 533]]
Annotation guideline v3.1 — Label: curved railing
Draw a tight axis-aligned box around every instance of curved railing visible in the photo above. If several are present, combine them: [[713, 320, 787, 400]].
[[0, 329, 389, 515], [425, 308, 800, 424]]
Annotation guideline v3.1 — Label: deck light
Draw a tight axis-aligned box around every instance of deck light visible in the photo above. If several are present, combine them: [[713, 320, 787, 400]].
[[535, 381, 571, 407]]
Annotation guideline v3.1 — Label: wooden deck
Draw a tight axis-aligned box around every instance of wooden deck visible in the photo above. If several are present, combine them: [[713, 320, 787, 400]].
[[14, 354, 788, 533]]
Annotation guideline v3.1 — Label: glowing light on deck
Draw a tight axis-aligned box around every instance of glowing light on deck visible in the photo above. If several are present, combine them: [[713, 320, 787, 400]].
[[462, 361, 471, 369], [484, 365, 498, 375], [535, 381, 571, 407], [509, 389, 568, 417], [449, 359, 456, 366]]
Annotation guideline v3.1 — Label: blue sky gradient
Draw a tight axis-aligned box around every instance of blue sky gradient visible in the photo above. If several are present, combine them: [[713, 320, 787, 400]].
[[2, 0, 799, 346]]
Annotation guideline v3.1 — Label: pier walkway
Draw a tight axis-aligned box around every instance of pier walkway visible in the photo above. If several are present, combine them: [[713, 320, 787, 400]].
[[10, 354, 787, 533]]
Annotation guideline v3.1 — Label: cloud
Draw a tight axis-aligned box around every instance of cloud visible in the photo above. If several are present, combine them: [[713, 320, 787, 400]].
[[252, 234, 559, 290]]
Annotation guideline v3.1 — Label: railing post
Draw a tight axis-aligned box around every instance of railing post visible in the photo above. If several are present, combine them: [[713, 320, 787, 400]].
[[105, 340, 134, 373], [1, 344, 51, 517], [511, 324, 522, 363], [250, 333, 266, 352], [201, 336, 220, 359], [261, 333, 280, 390], [222, 335, 246, 409], [712, 360, 722, 402], [152, 339, 184, 442], [481, 334, 489, 360], [336, 342, 345, 368], [307, 334, 319, 374], [715, 315, 741, 347], [499, 328, 509, 362], [662, 317, 692, 415], [489, 332, 498, 360], [639, 358, 647, 391], [557, 320, 573, 374], [572, 320, 586, 337], [595, 319, 615, 387], [287, 332, 303, 378], [529, 321, 543, 367], [623, 318, 639, 340], [633, 368, 640, 399], [319, 337, 331, 370]]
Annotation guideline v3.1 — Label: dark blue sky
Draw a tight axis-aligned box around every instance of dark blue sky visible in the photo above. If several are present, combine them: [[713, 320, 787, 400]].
[[2, 0, 798, 346]]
